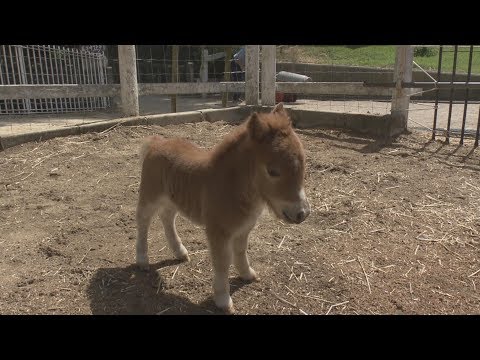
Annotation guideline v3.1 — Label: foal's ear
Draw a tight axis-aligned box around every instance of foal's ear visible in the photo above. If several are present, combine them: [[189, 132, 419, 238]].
[[247, 112, 271, 142], [272, 102, 292, 127], [272, 102, 287, 115]]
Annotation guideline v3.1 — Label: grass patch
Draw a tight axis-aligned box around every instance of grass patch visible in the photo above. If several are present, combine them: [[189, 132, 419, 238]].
[[277, 45, 480, 74]]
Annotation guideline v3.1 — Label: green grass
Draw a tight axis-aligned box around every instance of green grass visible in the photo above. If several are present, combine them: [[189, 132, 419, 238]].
[[277, 45, 480, 74], [413, 46, 480, 74]]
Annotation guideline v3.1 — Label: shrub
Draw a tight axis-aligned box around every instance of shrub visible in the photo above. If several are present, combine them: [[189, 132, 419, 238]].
[[414, 46, 438, 57]]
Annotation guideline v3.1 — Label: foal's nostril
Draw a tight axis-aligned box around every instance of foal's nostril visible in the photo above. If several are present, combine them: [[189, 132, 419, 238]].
[[296, 210, 305, 223]]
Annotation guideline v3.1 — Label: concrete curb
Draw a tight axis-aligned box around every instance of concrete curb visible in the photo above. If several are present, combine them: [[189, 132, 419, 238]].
[[290, 109, 396, 137], [0, 107, 246, 151], [0, 106, 398, 151]]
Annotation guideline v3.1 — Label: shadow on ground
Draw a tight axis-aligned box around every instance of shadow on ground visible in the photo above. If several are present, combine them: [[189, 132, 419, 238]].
[[86, 260, 250, 315]]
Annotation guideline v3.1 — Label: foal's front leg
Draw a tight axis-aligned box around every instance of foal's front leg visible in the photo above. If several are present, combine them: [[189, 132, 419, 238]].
[[207, 228, 234, 314], [233, 230, 257, 282]]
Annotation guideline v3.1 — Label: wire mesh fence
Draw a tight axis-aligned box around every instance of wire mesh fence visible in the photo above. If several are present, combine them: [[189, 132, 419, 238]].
[[103, 45, 245, 114], [2, 45, 480, 146], [275, 45, 480, 144], [275, 45, 397, 116]]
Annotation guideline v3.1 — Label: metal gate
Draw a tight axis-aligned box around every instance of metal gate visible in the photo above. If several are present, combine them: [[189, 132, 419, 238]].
[[0, 45, 110, 115], [429, 45, 480, 146], [361, 45, 480, 147]]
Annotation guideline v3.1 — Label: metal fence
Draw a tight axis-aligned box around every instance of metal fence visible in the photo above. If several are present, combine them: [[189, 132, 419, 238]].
[[0, 45, 110, 115], [2, 45, 479, 147], [276, 45, 480, 146]]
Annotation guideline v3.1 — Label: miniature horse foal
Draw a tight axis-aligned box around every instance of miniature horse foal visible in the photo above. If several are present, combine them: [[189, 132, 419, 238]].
[[136, 103, 310, 313]]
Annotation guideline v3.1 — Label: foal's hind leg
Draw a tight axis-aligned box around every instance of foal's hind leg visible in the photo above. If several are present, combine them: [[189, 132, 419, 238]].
[[159, 205, 190, 262], [136, 199, 160, 270]]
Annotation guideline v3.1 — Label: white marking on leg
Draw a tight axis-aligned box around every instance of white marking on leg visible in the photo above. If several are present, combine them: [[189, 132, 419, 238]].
[[213, 271, 234, 312], [209, 234, 234, 313], [233, 232, 257, 281]]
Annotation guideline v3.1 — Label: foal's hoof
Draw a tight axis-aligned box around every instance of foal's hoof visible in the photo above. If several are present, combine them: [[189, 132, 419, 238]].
[[215, 295, 235, 315], [222, 304, 236, 315], [136, 262, 150, 271], [136, 255, 150, 271], [176, 253, 191, 262], [175, 245, 190, 262], [240, 268, 259, 282]]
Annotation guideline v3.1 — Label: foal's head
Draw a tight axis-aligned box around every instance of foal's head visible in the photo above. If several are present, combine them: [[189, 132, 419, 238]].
[[247, 103, 310, 224]]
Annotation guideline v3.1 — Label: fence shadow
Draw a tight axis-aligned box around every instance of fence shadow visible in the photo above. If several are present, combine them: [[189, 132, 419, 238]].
[[296, 128, 480, 170]]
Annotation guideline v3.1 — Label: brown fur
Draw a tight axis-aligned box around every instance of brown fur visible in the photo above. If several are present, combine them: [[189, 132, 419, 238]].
[[136, 103, 310, 313]]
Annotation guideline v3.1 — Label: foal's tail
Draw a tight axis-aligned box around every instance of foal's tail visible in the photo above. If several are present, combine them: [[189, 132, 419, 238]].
[[139, 135, 165, 165]]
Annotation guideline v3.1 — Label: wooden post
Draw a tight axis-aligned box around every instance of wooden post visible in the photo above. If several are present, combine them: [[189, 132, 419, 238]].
[[390, 45, 414, 135], [170, 45, 179, 113], [261, 45, 276, 106], [245, 45, 259, 106], [118, 45, 139, 116], [222, 46, 232, 107], [200, 47, 208, 98]]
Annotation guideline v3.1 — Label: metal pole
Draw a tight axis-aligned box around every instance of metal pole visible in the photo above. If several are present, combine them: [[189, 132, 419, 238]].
[[170, 45, 178, 113], [460, 45, 474, 145], [445, 45, 458, 144], [432, 45, 443, 140]]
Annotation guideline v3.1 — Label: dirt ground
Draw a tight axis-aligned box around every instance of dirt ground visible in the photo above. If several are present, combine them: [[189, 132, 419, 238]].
[[1, 120, 480, 315]]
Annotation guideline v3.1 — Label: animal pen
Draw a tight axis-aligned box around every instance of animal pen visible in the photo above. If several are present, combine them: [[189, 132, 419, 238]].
[[0, 45, 479, 315], [1, 45, 480, 146]]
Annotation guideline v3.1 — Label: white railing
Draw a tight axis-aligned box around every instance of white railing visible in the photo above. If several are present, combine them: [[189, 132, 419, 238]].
[[0, 45, 110, 115]]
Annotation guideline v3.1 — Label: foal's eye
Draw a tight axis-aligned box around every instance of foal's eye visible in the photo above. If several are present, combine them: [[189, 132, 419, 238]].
[[267, 168, 280, 177]]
